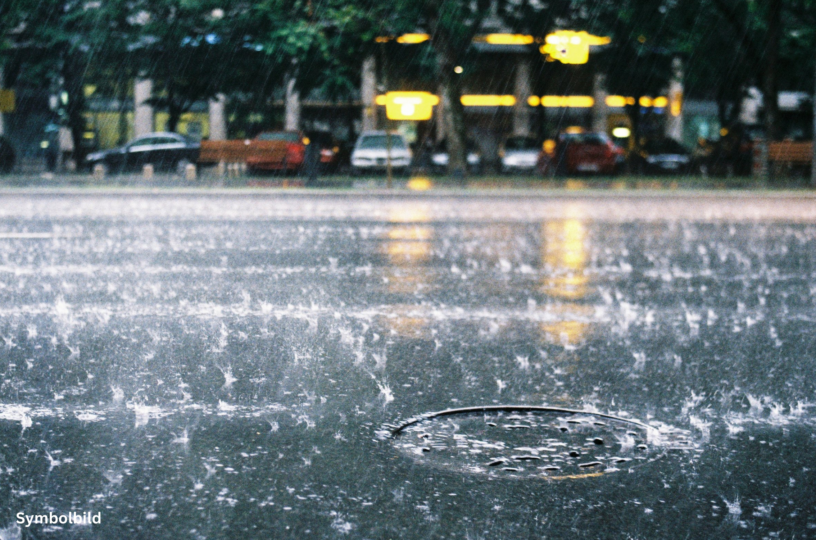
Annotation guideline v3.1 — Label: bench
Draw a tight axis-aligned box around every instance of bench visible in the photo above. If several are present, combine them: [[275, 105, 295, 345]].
[[767, 141, 812, 178], [199, 140, 288, 164], [768, 141, 812, 164]]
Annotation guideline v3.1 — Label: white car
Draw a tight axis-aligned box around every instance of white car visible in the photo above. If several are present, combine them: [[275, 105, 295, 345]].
[[351, 131, 413, 175], [500, 136, 541, 174]]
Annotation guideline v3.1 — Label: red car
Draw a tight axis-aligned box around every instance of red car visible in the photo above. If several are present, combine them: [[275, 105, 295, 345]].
[[246, 131, 307, 173], [538, 131, 625, 175]]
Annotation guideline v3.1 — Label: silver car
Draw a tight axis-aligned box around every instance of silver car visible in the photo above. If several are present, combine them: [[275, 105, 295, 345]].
[[350, 131, 413, 175], [500, 136, 541, 174]]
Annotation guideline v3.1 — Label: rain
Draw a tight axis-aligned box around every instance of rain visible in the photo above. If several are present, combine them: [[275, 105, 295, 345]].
[[1, 0, 816, 538]]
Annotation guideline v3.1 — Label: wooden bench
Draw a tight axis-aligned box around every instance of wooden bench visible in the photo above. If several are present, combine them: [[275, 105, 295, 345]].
[[765, 141, 812, 178], [768, 141, 812, 164], [199, 140, 288, 164]]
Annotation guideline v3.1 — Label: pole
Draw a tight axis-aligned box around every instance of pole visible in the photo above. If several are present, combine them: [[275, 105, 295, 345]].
[[812, 60, 816, 188], [386, 125, 392, 188]]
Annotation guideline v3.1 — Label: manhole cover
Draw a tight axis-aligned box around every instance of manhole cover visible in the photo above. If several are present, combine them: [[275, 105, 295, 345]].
[[387, 406, 691, 479]]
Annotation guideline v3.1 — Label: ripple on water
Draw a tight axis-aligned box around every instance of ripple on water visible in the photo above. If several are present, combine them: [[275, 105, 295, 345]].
[[388, 407, 693, 480]]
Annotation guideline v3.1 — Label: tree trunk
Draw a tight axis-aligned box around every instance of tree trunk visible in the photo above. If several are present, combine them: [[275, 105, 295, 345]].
[[434, 40, 467, 179], [117, 79, 129, 145], [764, 0, 781, 142], [62, 51, 87, 166], [167, 86, 180, 133]]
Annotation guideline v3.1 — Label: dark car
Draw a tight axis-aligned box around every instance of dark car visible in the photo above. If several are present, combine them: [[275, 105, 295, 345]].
[[0, 136, 15, 173], [84, 132, 200, 174], [431, 138, 483, 174], [305, 131, 347, 173], [630, 137, 692, 174]]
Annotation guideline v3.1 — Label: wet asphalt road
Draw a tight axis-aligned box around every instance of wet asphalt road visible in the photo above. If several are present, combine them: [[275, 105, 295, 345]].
[[0, 190, 815, 539]]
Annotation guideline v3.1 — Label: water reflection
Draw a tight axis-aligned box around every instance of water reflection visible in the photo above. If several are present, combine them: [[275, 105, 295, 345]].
[[539, 218, 593, 346], [379, 207, 435, 337]]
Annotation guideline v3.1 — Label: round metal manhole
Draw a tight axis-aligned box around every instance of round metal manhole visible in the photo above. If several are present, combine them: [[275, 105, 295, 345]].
[[386, 406, 692, 480]]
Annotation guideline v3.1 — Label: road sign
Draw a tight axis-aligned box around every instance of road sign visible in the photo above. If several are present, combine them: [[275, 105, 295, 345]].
[[376, 91, 439, 121], [540, 31, 610, 64]]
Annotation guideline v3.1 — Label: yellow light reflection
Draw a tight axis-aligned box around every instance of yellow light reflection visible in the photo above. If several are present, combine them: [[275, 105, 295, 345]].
[[380, 208, 434, 333], [652, 96, 668, 108], [407, 177, 433, 191], [539, 219, 593, 345]]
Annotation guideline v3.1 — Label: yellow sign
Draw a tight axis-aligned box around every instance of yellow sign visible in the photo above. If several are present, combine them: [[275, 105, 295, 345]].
[[0, 89, 15, 113], [460, 95, 516, 107], [540, 31, 610, 64], [481, 34, 534, 45], [539, 95, 594, 108], [376, 91, 439, 120]]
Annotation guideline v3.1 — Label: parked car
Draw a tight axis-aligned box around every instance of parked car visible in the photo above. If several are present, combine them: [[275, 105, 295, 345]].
[[305, 131, 348, 173], [246, 131, 308, 174], [539, 131, 625, 175], [85, 132, 200, 174], [431, 138, 482, 174], [630, 137, 692, 174], [0, 136, 15, 173], [350, 131, 412, 175], [500, 136, 541, 174]]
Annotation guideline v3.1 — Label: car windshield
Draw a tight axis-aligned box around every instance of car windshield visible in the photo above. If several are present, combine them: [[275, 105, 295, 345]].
[[256, 132, 300, 142], [357, 135, 407, 150]]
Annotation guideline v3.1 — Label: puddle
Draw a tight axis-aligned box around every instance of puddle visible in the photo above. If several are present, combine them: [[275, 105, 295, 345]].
[[388, 406, 693, 479]]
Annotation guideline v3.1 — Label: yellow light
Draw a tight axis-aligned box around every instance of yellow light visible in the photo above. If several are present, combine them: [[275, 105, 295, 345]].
[[567, 96, 594, 107], [460, 95, 516, 107], [539, 96, 594, 108], [540, 31, 610, 64], [653, 96, 668, 108], [720, 128, 729, 137], [377, 91, 439, 120], [670, 91, 682, 117], [565, 126, 584, 134], [527, 96, 541, 107], [625, 97, 636, 105], [40, 141, 49, 149], [543, 139, 556, 154], [605, 95, 627, 107], [639, 96, 653, 107], [83, 132, 95, 139], [483, 34, 534, 45], [83, 85, 97, 98], [375, 36, 391, 43], [612, 127, 631, 138], [407, 177, 433, 191], [454, 66, 463, 74], [302, 137, 310, 145], [396, 33, 430, 44]]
